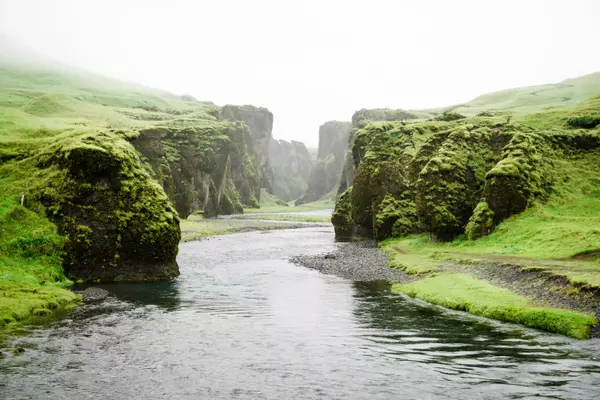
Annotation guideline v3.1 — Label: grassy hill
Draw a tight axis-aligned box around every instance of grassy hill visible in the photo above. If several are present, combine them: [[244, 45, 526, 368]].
[[0, 62, 225, 329], [423, 72, 600, 117], [0, 62, 219, 141]]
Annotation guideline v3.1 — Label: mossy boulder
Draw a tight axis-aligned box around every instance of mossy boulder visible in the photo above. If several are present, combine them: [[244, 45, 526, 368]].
[[483, 130, 552, 223], [375, 195, 418, 240], [17, 129, 180, 282], [465, 202, 495, 240], [433, 110, 466, 121], [349, 122, 415, 233], [331, 187, 355, 239], [415, 125, 507, 240]]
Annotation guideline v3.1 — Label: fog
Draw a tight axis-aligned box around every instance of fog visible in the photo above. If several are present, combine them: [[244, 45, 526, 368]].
[[1, 0, 599, 146]]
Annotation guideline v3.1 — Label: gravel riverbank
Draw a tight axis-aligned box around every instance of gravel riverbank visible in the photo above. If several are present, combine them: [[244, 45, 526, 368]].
[[290, 241, 411, 283]]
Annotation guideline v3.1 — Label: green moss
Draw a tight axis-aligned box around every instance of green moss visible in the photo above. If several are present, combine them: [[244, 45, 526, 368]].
[[465, 202, 495, 240], [567, 114, 600, 129], [375, 195, 417, 239], [0, 199, 78, 328], [484, 130, 552, 223], [433, 110, 466, 121], [331, 187, 355, 238], [392, 274, 596, 339]]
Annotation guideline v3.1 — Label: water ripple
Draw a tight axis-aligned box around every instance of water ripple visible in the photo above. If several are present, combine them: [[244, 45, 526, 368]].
[[1, 227, 599, 399]]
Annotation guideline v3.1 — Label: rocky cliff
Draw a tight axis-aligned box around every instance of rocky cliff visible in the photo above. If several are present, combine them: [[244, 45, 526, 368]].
[[0, 62, 270, 284], [133, 119, 262, 217], [337, 109, 424, 195], [297, 121, 351, 204], [332, 110, 600, 241], [1, 128, 181, 282], [269, 138, 313, 202], [219, 105, 274, 199]]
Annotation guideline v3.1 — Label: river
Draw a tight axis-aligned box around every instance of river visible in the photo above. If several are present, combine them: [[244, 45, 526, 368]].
[[1, 226, 600, 399]]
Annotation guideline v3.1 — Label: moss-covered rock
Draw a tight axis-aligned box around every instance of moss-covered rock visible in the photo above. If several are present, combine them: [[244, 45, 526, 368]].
[[338, 108, 423, 194], [219, 105, 274, 197], [375, 195, 418, 240], [331, 115, 591, 243], [331, 187, 355, 239], [483, 129, 552, 224], [465, 202, 495, 240], [416, 125, 507, 240], [133, 118, 262, 217], [11, 129, 181, 282], [433, 110, 466, 121]]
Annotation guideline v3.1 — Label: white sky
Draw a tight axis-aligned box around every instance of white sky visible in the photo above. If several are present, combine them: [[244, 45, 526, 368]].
[[1, 0, 599, 147]]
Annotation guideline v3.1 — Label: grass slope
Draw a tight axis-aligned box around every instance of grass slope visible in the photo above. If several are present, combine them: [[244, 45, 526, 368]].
[[393, 274, 596, 339], [0, 197, 77, 328], [425, 72, 600, 117]]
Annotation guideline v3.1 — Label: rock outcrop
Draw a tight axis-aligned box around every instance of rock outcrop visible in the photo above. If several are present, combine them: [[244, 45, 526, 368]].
[[8, 129, 182, 282], [269, 138, 313, 202], [133, 119, 261, 217], [338, 109, 423, 195], [219, 105, 274, 198], [297, 121, 351, 205], [332, 116, 600, 241]]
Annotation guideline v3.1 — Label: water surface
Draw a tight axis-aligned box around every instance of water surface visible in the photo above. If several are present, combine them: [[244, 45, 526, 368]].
[[1, 227, 599, 399]]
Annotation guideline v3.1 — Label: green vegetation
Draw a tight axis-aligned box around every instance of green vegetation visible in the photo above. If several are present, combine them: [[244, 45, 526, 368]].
[[245, 198, 334, 214], [336, 84, 600, 338], [0, 61, 268, 329], [424, 72, 600, 117], [180, 212, 329, 241], [0, 197, 77, 328], [244, 188, 334, 214], [392, 274, 596, 339]]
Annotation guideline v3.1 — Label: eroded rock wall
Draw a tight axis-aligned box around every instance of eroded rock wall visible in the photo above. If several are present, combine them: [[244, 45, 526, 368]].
[[297, 121, 350, 204], [219, 105, 274, 198], [269, 138, 313, 202], [332, 118, 598, 242], [338, 109, 423, 195]]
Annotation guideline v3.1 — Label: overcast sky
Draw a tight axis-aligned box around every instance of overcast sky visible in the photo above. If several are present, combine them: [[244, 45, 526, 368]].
[[1, 0, 599, 147]]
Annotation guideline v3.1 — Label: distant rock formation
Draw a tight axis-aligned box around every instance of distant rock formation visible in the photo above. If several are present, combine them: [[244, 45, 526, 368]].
[[269, 138, 313, 202], [297, 121, 351, 205], [219, 105, 274, 197]]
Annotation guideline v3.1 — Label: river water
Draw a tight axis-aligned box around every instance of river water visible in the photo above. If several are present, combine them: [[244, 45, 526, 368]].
[[1, 226, 600, 399]]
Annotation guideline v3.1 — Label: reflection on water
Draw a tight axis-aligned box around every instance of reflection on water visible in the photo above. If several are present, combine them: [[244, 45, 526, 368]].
[[73, 281, 183, 310], [1, 227, 599, 400]]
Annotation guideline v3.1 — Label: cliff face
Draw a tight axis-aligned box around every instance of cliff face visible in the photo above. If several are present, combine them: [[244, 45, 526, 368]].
[[133, 105, 276, 217], [0, 61, 275, 285], [1, 129, 181, 282], [297, 121, 351, 204], [219, 105, 274, 198], [332, 116, 600, 241], [338, 109, 423, 195], [269, 138, 313, 201]]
